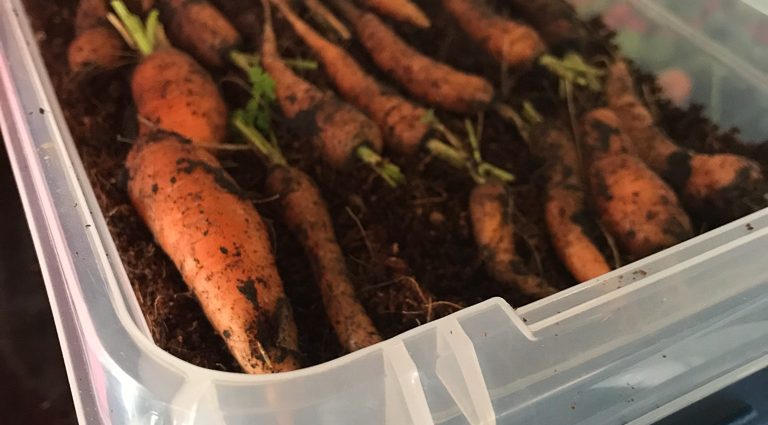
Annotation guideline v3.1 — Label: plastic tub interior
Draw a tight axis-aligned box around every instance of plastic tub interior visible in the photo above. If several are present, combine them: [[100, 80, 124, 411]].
[[2, 0, 768, 424]]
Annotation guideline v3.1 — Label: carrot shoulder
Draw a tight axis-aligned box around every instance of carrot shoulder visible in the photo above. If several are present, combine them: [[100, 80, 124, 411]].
[[605, 60, 764, 221], [126, 133, 300, 373], [68, 0, 126, 73], [270, 0, 431, 156], [331, 0, 494, 114]]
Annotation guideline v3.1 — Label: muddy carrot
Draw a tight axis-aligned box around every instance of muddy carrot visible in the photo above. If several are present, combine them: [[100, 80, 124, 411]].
[[126, 131, 300, 373], [361, 0, 430, 28], [68, 0, 127, 73], [270, 0, 431, 156], [110, 1, 228, 143], [508, 0, 588, 48], [441, 0, 602, 90], [605, 60, 764, 221], [232, 113, 382, 352], [582, 108, 693, 258], [155, 0, 241, 67], [330, 0, 495, 113], [229, 0, 403, 186]]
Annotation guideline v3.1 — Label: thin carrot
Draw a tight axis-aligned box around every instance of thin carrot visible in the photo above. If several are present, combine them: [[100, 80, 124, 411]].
[[361, 0, 431, 28], [126, 132, 300, 373], [232, 113, 382, 352], [605, 60, 764, 221], [155, 0, 241, 67], [109, 1, 228, 143], [113, 2, 300, 373], [582, 108, 693, 259], [270, 0, 431, 156], [68, 0, 127, 73], [330, 0, 495, 114]]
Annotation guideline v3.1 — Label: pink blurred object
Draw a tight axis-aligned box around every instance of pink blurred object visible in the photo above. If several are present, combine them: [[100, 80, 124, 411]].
[[603, 3, 648, 32], [657, 67, 693, 107]]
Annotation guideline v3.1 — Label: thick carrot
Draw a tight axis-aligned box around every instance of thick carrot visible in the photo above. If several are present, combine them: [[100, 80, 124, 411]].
[[270, 0, 431, 156], [582, 108, 693, 258], [331, 0, 495, 113], [68, 0, 126, 73], [156, 0, 241, 67], [441, 0, 545, 69], [605, 60, 764, 220], [126, 132, 300, 373], [361, 0, 430, 28], [470, 181, 558, 297], [532, 124, 611, 282], [507, 0, 587, 48], [266, 165, 383, 351]]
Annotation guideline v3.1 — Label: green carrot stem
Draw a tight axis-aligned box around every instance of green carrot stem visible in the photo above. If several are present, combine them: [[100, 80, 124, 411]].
[[109, 1, 158, 56], [232, 115, 287, 166], [355, 145, 406, 187], [539, 51, 604, 91], [229, 50, 261, 73]]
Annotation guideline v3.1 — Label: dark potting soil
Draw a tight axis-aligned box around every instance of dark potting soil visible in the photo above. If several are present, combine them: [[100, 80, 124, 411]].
[[21, 0, 768, 372]]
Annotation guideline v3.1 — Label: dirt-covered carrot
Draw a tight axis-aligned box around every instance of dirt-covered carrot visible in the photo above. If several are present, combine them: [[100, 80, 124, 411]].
[[270, 0, 431, 156], [582, 108, 693, 258], [330, 0, 494, 113], [155, 0, 241, 68], [605, 60, 764, 221], [109, 1, 228, 143], [232, 112, 382, 352], [126, 132, 300, 373], [441, 0, 602, 89], [361, 0, 430, 28], [68, 0, 126, 73], [229, 0, 402, 186], [508, 0, 587, 48]]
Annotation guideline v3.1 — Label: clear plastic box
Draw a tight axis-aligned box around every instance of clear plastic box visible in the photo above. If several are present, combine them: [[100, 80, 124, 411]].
[[1, 0, 768, 424]]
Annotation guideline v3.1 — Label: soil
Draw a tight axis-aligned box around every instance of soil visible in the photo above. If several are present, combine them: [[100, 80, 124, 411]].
[[21, 0, 768, 372]]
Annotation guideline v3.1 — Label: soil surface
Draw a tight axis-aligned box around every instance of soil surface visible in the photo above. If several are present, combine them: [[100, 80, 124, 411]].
[[21, 0, 768, 372]]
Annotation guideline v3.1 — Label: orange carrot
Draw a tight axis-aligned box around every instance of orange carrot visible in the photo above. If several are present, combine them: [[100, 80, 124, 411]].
[[270, 0, 431, 156], [68, 0, 126, 73], [331, 0, 495, 113], [532, 124, 611, 282], [470, 181, 558, 297], [126, 132, 300, 373], [582, 108, 693, 258], [156, 0, 241, 67], [605, 60, 764, 221], [361, 0, 430, 28]]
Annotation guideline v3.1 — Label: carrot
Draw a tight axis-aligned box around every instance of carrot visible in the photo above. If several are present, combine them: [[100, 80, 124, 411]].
[[507, 0, 587, 48], [304, 0, 352, 40], [582, 108, 693, 258], [232, 115, 383, 352], [534, 125, 611, 282], [155, 0, 241, 67], [270, 0, 431, 156], [330, 0, 495, 114], [605, 60, 764, 221], [126, 132, 300, 373], [228, 1, 403, 186], [68, 0, 126, 73], [441, 0, 603, 90], [361, 0, 431, 28], [109, 1, 228, 143]]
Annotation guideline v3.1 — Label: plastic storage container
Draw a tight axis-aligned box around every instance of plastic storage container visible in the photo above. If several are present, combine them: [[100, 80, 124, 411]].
[[2, 0, 768, 423]]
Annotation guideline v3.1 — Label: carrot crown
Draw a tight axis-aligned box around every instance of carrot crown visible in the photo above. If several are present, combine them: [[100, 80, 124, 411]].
[[108, 0, 166, 56], [539, 52, 604, 92]]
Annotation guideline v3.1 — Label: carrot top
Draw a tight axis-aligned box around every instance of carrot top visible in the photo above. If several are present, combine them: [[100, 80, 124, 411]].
[[108, 0, 165, 56]]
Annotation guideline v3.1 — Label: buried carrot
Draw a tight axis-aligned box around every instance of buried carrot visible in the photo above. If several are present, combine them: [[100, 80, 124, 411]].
[[232, 110, 382, 352], [229, 0, 403, 186], [68, 0, 128, 73], [581, 108, 693, 259], [155, 0, 241, 67], [441, 0, 602, 89], [126, 132, 300, 373], [511, 104, 611, 282], [330, 0, 495, 114], [605, 60, 765, 221], [112, 2, 300, 373], [109, 0, 228, 143]]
